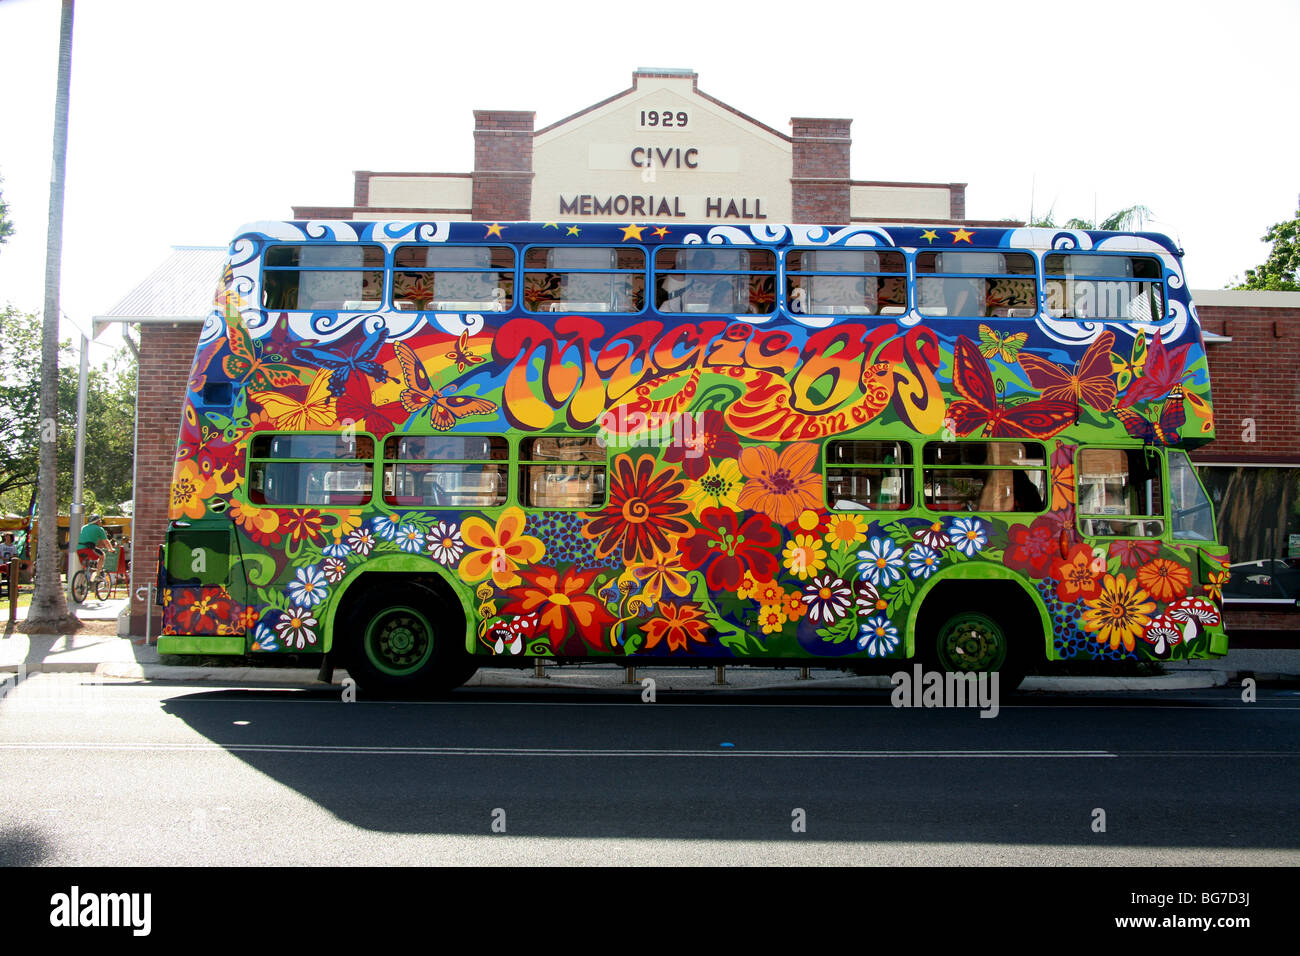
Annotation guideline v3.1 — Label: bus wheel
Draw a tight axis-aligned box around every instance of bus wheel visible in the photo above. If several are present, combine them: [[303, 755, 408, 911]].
[[929, 610, 1026, 692], [344, 584, 471, 697]]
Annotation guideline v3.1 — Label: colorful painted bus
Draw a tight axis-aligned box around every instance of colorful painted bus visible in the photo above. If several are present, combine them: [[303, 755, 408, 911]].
[[159, 220, 1229, 694]]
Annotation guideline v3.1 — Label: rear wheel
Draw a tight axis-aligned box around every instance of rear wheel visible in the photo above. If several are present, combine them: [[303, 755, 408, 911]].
[[69, 570, 88, 604], [927, 609, 1026, 692], [343, 583, 475, 697]]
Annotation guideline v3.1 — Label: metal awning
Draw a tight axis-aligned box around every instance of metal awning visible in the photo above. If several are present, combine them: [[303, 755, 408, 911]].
[[91, 246, 228, 337]]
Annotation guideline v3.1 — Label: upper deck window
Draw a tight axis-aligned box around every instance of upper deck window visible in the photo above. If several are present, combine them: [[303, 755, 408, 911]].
[[1044, 254, 1166, 322], [393, 245, 514, 312], [654, 247, 776, 315], [261, 244, 384, 311], [786, 250, 907, 316], [916, 251, 1037, 318], [523, 246, 644, 314]]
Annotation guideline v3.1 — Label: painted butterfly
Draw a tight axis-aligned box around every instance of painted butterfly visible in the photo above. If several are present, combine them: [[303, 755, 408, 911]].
[[1109, 332, 1147, 393], [444, 329, 487, 373], [1115, 386, 1185, 445], [948, 335, 1077, 439], [250, 370, 337, 431], [203, 386, 253, 442], [291, 324, 390, 398], [977, 324, 1028, 363], [394, 341, 499, 431], [1018, 330, 1117, 411], [222, 305, 303, 390]]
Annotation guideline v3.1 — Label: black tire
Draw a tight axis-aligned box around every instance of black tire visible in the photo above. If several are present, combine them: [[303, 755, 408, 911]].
[[93, 571, 112, 602], [70, 570, 87, 605], [341, 582, 475, 697], [924, 609, 1027, 692]]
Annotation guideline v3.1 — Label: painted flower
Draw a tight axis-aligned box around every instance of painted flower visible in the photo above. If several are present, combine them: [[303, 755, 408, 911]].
[[680, 507, 781, 591], [251, 616, 281, 652], [682, 458, 743, 518], [858, 614, 900, 657], [663, 410, 742, 480], [907, 545, 942, 580], [1136, 558, 1191, 603], [857, 536, 906, 588], [425, 521, 465, 565], [274, 606, 319, 650], [802, 575, 852, 624], [736, 443, 824, 526], [782, 533, 828, 580], [171, 587, 234, 635], [948, 516, 988, 557], [781, 591, 807, 621], [1082, 573, 1157, 652], [643, 601, 712, 653], [584, 454, 692, 563], [913, 519, 951, 550], [347, 525, 377, 556], [372, 513, 402, 541], [332, 509, 365, 538], [630, 548, 693, 605], [1003, 515, 1060, 578], [168, 458, 208, 521], [501, 566, 616, 654], [287, 565, 329, 608], [736, 572, 759, 601], [322, 535, 351, 558], [459, 506, 547, 589], [282, 508, 325, 545], [1051, 543, 1101, 603], [396, 523, 425, 554], [237, 605, 260, 632], [824, 514, 869, 553], [855, 579, 888, 616], [322, 556, 348, 584], [230, 499, 282, 546], [758, 604, 788, 635], [1204, 567, 1229, 605], [1109, 539, 1159, 569], [752, 580, 786, 607]]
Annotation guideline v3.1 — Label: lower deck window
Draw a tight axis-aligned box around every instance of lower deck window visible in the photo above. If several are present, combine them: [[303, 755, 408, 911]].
[[520, 436, 607, 509], [826, 440, 912, 510], [382, 435, 507, 508], [922, 441, 1047, 512], [247, 434, 374, 506]]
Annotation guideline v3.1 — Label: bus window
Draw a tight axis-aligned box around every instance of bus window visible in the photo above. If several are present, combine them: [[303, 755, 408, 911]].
[[922, 441, 1047, 512], [392, 245, 514, 312], [523, 246, 644, 313], [916, 251, 1037, 318], [1076, 447, 1164, 537], [654, 247, 776, 315], [261, 244, 385, 311], [520, 436, 607, 509], [1044, 254, 1165, 321], [786, 249, 907, 316], [825, 440, 912, 510], [247, 433, 374, 507], [382, 435, 508, 508], [1167, 450, 1215, 541]]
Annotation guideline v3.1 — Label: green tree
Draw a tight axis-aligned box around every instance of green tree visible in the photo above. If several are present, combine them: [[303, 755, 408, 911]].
[[1234, 208, 1300, 291], [0, 174, 13, 248], [1028, 203, 1154, 231], [0, 307, 136, 516]]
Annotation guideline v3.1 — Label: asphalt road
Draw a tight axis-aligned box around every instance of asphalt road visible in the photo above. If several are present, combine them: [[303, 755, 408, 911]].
[[0, 674, 1297, 865]]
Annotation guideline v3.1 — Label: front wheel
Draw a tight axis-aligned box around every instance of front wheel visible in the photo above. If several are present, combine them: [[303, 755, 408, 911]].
[[343, 583, 474, 697], [928, 610, 1026, 692], [93, 571, 112, 602]]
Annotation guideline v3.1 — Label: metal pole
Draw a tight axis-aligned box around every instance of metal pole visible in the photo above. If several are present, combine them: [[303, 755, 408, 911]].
[[65, 331, 89, 599]]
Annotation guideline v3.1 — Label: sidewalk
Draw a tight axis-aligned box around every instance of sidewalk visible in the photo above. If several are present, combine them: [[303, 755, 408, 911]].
[[2, 624, 1298, 691]]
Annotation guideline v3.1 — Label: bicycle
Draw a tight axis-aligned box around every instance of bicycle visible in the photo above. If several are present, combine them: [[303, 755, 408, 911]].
[[70, 552, 114, 603]]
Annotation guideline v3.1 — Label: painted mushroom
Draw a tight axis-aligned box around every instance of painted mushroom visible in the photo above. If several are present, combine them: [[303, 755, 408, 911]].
[[1141, 613, 1182, 659], [1165, 596, 1221, 646]]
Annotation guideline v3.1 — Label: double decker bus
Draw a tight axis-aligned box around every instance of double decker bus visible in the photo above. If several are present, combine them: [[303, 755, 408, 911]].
[[159, 220, 1228, 694]]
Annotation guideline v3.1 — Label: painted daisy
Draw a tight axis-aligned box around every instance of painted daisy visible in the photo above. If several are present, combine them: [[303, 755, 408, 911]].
[[287, 565, 329, 608], [857, 536, 905, 588], [858, 614, 900, 657]]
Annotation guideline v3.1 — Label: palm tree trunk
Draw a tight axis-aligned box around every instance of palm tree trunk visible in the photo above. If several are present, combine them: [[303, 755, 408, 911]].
[[28, 0, 78, 631]]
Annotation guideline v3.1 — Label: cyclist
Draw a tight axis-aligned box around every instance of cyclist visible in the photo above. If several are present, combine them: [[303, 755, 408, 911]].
[[76, 514, 116, 572]]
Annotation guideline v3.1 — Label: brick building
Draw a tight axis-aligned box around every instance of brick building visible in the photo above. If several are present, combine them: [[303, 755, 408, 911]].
[[99, 69, 1299, 636]]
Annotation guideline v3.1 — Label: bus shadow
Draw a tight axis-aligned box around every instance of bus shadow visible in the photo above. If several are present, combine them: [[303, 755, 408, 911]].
[[158, 685, 1300, 848]]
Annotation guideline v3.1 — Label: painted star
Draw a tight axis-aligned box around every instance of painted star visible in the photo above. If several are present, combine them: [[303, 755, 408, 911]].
[[620, 223, 646, 241], [566, 225, 581, 236], [485, 223, 505, 237], [950, 228, 974, 244], [920, 229, 939, 243], [652, 226, 670, 239]]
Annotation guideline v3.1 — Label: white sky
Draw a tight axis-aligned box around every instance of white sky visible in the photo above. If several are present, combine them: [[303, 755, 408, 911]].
[[1, 0, 1297, 356]]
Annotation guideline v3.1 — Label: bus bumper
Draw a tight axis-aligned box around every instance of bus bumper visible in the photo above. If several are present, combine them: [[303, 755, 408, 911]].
[[157, 635, 245, 655]]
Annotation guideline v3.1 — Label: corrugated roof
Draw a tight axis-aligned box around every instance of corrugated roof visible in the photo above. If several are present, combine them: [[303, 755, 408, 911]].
[[94, 246, 228, 322]]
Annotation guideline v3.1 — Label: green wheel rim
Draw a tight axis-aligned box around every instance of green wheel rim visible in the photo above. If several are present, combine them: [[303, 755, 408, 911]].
[[364, 605, 436, 677], [935, 612, 1009, 673]]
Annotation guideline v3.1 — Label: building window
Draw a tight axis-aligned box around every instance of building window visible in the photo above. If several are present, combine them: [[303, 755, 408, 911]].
[[826, 440, 912, 510], [392, 245, 514, 312], [1044, 254, 1165, 321], [520, 436, 607, 509], [922, 441, 1047, 512], [247, 433, 375, 507], [1076, 448, 1164, 537], [786, 249, 907, 316], [654, 247, 776, 315], [522, 246, 644, 313], [1199, 464, 1300, 603], [381, 435, 507, 508], [261, 244, 385, 311], [915, 251, 1037, 318]]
